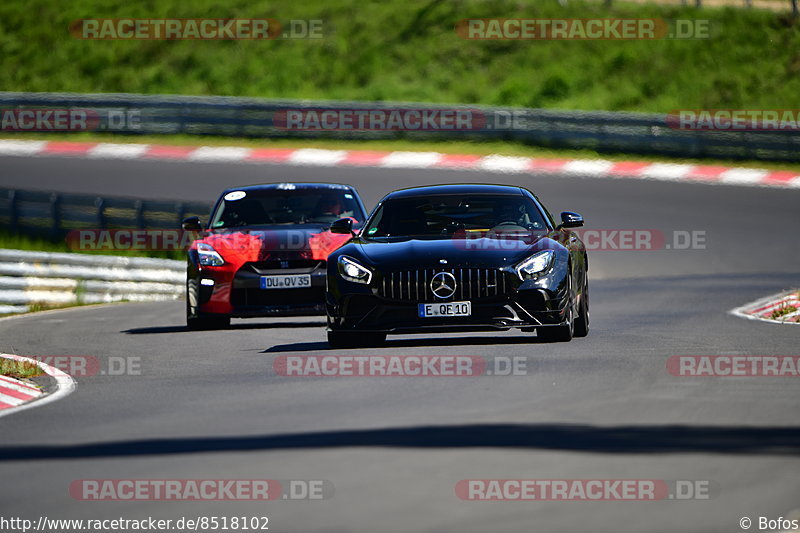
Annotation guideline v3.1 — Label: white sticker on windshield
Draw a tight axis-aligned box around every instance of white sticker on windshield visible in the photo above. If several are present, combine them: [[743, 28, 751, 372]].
[[224, 191, 246, 201], [344, 193, 353, 199]]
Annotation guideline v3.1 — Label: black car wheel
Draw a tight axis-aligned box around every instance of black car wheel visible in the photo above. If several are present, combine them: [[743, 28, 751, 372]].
[[537, 276, 575, 343], [537, 305, 574, 342], [573, 278, 589, 338], [327, 330, 387, 348], [186, 278, 231, 330]]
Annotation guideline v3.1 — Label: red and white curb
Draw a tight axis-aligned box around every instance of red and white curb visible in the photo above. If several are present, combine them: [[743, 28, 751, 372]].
[[731, 290, 800, 325], [0, 353, 76, 418], [0, 374, 42, 409], [1, 139, 799, 189]]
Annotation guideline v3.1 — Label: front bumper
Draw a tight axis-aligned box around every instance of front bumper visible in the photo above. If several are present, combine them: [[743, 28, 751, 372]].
[[197, 260, 327, 318], [327, 286, 571, 333]]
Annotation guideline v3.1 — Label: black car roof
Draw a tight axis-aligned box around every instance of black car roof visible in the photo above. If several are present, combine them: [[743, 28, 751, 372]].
[[385, 184, 525, 199], [222, 183, 353, 194]]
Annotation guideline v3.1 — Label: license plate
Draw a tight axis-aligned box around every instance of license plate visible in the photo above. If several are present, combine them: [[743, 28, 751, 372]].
[[260, 274, 311, 289], [418, 301, 472, 318]]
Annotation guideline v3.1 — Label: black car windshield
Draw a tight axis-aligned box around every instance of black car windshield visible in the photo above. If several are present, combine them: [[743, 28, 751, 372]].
[[363, 194, 549, 239], [209, 188, 364, 228]]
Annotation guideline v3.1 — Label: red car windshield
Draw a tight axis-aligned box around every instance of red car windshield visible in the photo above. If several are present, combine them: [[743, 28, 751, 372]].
[[210, 188, 363, 228]]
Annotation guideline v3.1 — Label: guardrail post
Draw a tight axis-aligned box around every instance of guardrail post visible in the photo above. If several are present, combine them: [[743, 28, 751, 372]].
[[176, 202, 186, 227], [134, 200, 145, 230], [9, 190, 18, 234], [50, 193, 61, 239], [95, 197, 106, 230], [179, 105, 188, 134]]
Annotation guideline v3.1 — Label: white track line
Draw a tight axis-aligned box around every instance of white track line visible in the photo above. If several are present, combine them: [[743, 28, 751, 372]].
[[562, 159, 615, 175], [188, 146, 252, 162], [478, 155, 531, 173], [719, 168, 768, 185], [379, 151, 442, 168], [88, 143, 150, 159], [288, 148, 348, 166], [0, 353, 76, 419], [640, 163, 695, 180], [0, 140, 48, 156]]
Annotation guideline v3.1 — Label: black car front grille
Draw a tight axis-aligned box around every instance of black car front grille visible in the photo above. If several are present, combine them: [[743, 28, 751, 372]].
[[376, 268, 511, 302], [243, 259, 324, 274]]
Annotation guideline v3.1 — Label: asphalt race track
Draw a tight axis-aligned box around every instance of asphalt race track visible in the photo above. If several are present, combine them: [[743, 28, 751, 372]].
[[1, 153, 799, 532]]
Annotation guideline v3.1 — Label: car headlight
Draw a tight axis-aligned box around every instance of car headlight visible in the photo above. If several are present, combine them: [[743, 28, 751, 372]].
[[197, 242, 225, 266], [515, 250, 554, 280], [338, 256, 372, 284]]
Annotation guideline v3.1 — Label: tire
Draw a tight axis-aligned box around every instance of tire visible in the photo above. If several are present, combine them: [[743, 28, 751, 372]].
[[327, 330, 386, 348], [536, 309, 574, 342], [537, 277, 575, 343], [573, 278, 589, 338], [186, 278, 230, 330]]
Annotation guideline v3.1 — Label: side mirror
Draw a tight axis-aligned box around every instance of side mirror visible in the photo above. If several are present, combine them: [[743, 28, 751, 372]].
[[558, 211, 584, 229], [182, 216, 202, 231], [330, 218, 354, 235]]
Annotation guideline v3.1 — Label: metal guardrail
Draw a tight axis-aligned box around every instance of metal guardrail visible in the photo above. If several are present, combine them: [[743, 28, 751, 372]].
[[0, 92, 798, 162], [0, 186, 201, 314], [592, 0, 798, 12], [0, 186, 210, 239], [0, 248, 184, 314]]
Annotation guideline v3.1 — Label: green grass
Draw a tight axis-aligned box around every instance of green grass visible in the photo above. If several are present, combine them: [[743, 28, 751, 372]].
[[0, 229, 186, 260], [0, 357, 44, 379], [1, 0, 799, 112], [0, 299, 129, 319], [770, 301, 798, 319]]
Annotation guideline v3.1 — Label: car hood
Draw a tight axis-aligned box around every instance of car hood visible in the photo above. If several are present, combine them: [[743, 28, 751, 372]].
[[196, 225, 352, 262], [355, 235, 553, 269]]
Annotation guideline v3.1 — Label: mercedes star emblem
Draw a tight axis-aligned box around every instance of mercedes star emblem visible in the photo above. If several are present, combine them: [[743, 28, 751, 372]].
[[431, 271, 457, 299]]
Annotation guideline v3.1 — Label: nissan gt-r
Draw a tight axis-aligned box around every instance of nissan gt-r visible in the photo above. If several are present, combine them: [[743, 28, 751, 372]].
[[184, 182, 368, 329]]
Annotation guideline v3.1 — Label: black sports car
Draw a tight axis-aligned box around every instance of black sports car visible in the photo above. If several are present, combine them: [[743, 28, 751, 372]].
[[325, 184, 588, 347], [183, 182, 368, 330]]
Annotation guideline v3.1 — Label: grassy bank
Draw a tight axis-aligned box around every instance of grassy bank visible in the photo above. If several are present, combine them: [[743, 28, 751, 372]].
[[0, 357, 44, 379], [2, 0, 799, 112], [0, 229, 185, 260]]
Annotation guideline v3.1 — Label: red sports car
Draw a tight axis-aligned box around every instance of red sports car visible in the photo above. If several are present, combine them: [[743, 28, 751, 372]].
[[183, 182, 368, 329]]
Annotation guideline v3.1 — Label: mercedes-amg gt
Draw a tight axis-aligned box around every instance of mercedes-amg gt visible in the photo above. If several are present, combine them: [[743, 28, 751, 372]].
[[325, 184, 588, 347]]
